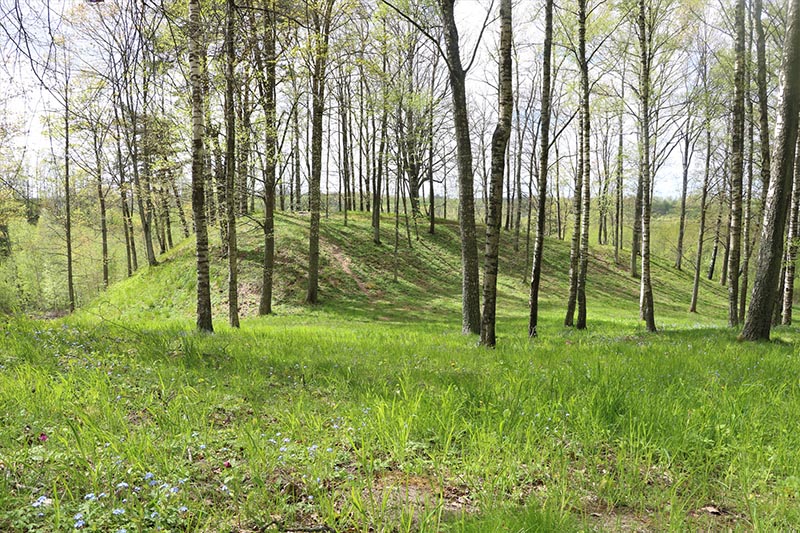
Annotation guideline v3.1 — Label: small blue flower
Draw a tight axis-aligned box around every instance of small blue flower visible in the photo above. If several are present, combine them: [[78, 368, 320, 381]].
[[178, 505, 188, 513], [170, 486, 179, 494], [144, 472, 154, 480], [83, 493, 96, 501], [98, 492, 108, 499], [74, 513, 84, 520], [117, 529, 127, 533], [150, 511, 159, 519], [32, 495, 47, 508], [74, 519, 86, 529], [112, 508, 125, 515], [116, 482, 129, 489]]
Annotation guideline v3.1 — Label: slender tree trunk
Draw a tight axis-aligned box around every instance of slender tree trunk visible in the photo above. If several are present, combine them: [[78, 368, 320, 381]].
[[782, 138, 800, 324], [676, 116, 692, 270], [480, 0, 512, 347], [93, 129, 109, 289], [741, 0, 800, 340], [708, 192, 724, 280], [755, 0, 771, 208], [727, 0, 747, 326], [441, 0, 481, 334], [576, 0, 591, 330], [190, 0, 213, 332], [638, 0, 656, 332], [306, 0, 334, 305], [256, 1, 277, 316], [740, 12, 755, 322], [690, 125, 712, 313], [614, 65, 625, 265], [64, 79, 75, 312], [565, 117, 583, 327], [528, 0, 552, 338]]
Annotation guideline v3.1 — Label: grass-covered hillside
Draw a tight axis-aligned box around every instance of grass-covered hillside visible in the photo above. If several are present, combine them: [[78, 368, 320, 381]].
[[2, 212, 799, 532]]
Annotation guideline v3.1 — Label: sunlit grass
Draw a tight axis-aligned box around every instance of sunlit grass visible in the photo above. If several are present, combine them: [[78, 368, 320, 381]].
[[1, 211, 798, 531]]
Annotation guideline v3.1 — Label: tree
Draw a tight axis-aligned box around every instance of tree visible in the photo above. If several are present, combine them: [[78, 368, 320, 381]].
[[741, 0, 800, 341], [189, 0, 213, 332], [528, 0, 554, 338], [636, 0, 656, 332], [479, 0, 512, 347], [438, 0, 483, 334], [727, 0, 747, 327], [306, 0, 336, 305], [224, 0, 240, 327]]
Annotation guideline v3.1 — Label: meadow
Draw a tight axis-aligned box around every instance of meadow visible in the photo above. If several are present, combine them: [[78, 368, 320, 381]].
[[1, 211, 799, 532]]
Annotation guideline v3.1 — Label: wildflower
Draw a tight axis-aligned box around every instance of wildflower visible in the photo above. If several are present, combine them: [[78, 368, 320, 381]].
[[116, 482, 129, 490], [98, 492, 108, 499], [112, 508, 125, 515], [223, 460, 231, 468], [170, 486, 179, 494], [178, 505, 188, 513], [144, 472, 154, 480], [199, 444, 206, 450], [38, 433, 48, 442], [32, 495, 47, 508], [150, 511, 159, 519], [326, 448, 333, 453], [84, 493, 96, 501], [74, 513, 84, 520], [279, 447, 287, 452], [74, 519, 86, 529], [117, 529, 127, 533]]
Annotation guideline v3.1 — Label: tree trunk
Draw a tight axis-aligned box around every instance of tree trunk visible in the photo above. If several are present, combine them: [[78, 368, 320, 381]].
[[741, 0, 800, 340], [755, 0, 771, 209], [480, 0, 512, 347], [690, 125, 712, 313], [64, 79, 75, 312], [565, 116, 583, 327], [727, 0, 747, 326], [93, 129, 109, 289], [441, 0, 481, 334], [189, 0, 213, 332], [256, 1, 277, 316], [615, 64, 625, 265], [576, 0, 591, 330], [781, 138, 800, 324], [708, 193, 724, 280], [305, 0, 334, 305], [638, 0, 656, 332], [676, 115, 692, 270], [528, 0, 552, 338]]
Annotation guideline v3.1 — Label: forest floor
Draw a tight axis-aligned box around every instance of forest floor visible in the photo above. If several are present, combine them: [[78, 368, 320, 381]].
[[2, 212, 800, 532]]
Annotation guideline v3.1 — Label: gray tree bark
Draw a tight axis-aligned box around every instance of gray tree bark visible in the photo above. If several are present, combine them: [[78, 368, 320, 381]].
[[480, 0, 512, 347], [189, 0, 213, 332], [727, 0, 747, 326], [741, 0, 800, 340], [440, 0, 481, 334]]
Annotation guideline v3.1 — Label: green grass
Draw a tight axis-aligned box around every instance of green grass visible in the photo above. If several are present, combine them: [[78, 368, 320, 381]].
[[1, 211, 799, 531]]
